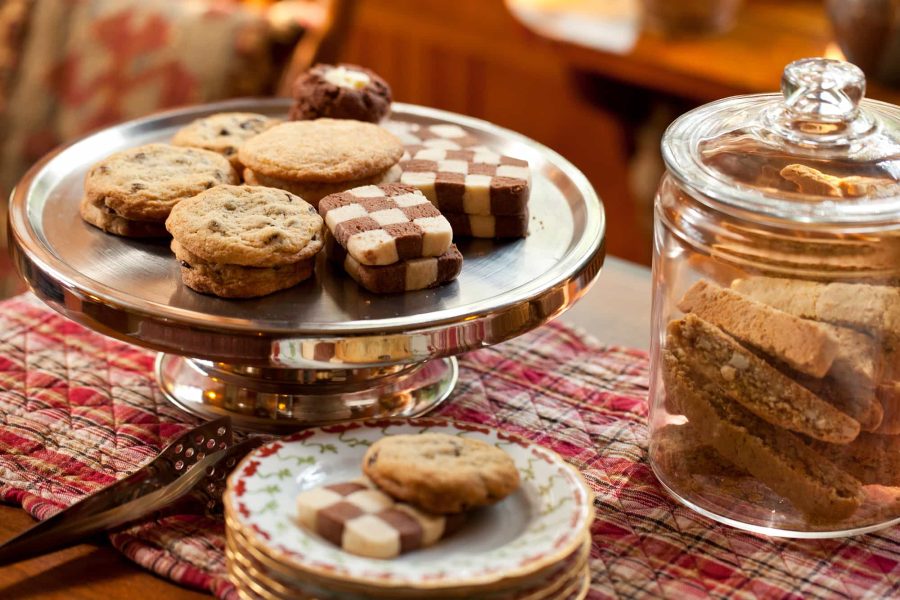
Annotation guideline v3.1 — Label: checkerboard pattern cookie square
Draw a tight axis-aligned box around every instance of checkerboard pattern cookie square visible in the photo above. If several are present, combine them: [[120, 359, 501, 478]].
[[325, 231, 463, 294], [319, 183, 453, 266], [399, 149, 530, 216], [295, 479, 464, 558], [444, 211, 530, 239], [387, 122, 489, 153]]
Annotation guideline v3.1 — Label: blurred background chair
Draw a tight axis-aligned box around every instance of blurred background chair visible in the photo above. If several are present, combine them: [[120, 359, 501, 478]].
[[0, 0, 352, 297]]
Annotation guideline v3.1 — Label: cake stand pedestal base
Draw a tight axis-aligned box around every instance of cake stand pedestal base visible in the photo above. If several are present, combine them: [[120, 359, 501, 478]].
[[155, 354, 458, 433]]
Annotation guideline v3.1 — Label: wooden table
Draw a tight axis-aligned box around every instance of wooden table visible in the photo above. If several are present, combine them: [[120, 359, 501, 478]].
[[0, 257, 652, 598], [508, 0, 900, 105]]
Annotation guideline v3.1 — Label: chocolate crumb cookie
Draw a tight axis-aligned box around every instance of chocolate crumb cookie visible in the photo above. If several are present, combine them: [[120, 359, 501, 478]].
[[363, 433, 520, 514], [84, 143, 237, 224], [289, 63, 391, 123], [172, 112, 276, 169]]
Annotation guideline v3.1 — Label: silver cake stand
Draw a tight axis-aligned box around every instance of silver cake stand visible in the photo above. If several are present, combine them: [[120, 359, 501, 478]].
[[8, 99, 606, 432]]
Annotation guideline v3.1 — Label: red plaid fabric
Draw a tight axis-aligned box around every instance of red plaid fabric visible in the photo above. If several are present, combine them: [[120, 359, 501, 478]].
[[0, 293, 898, 598]]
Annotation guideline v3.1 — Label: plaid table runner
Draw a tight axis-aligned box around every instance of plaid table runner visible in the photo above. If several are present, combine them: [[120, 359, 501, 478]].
[[0, 292, 898, 599]]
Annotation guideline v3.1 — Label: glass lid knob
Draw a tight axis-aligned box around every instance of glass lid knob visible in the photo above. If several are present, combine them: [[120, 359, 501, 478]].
[[781, 58, 865, 123]]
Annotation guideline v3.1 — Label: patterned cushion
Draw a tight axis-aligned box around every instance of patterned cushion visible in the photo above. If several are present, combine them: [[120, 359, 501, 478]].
[[0, 0, 276, 201]]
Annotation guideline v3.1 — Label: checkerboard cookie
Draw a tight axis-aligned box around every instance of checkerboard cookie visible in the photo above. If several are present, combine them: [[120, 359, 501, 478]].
[[363, 433, 520, 514], [165, 185, 323, 298], [296, 478, 464, 559], [172, 112, 276, 170], [83, 143, 237, 229], [289, 63, 392, 123], [387, 122, 487, 152], [319, 183, 453, 266], [326, 231, 462, 294], [399, 149, 530, 216], [444, 212, 529, 239]]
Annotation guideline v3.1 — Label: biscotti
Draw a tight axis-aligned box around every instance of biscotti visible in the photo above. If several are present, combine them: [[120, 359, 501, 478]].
[[663, 343, 864, 522], [806, 432, 900, 486], [732, 277, 900, 340], [667, 315, 860, 444], [678, 280, 839, 378]]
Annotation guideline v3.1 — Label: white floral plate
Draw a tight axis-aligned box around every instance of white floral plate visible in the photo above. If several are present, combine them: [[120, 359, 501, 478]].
[[224, 418, 594, 590]]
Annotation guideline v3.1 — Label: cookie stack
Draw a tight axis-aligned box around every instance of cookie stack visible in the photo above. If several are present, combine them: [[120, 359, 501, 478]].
[[165, 185, 323, 298], [224, 425, 594, 599], [238, 119, 404, 206], [81, 143, 237, 238], [393, 123, 532, 239], [319, 183, 463, 293]]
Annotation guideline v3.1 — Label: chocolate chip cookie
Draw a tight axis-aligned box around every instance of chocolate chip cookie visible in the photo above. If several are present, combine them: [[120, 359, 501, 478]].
[[84, 143, 237, 224], [362, 433, 520, 514], [165, 185, 323, 267], [172, 112, 276, 169], [165, 185, 324, 298], [289, 63, 391, 123]]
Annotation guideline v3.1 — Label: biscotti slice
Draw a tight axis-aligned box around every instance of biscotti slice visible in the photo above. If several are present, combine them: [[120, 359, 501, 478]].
[[678, 280, 839, 378], [319, 183, 453, 266], [667, 315, 859, 443], [732, 277, 900, 339], [663, 347, 863, 522], [806, 432, 900, 486], [792, 373, 883, 432], [651, 423, 747, 479], [875, 382, 900, 435]]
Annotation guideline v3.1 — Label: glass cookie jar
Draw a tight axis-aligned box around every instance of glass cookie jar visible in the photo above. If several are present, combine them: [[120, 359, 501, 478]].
[[648, 58, 900, 537]]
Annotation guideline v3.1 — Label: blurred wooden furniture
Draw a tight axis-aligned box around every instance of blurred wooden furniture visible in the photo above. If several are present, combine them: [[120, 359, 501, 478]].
[[276, 0, 360, 94], [513, 0, 900, 105]]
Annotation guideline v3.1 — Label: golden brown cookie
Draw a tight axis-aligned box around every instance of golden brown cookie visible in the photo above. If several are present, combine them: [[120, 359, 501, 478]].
[[79, 195, 168, 238], [171, 240, 314, 298], [84, 143, 237, 222], [243, 164, 401, 206], [172, 112, 276, 169], [238, 119, 403, 183], [362, 433, 520, 514], [165, 185, 323, 267]]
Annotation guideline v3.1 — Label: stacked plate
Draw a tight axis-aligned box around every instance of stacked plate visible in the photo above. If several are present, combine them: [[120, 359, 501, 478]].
[[224, 419, 594, 599]]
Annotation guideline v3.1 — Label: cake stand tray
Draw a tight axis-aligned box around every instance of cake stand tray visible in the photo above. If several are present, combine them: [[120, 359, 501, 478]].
[[8, 99, 605, 432]]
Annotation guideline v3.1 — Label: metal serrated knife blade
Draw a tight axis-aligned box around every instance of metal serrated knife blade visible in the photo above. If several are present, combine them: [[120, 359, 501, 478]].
[[0, 416, 261, 566]]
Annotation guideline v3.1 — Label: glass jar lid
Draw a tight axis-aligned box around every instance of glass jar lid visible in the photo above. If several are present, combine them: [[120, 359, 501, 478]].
[[662, 58, 900, 224]]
